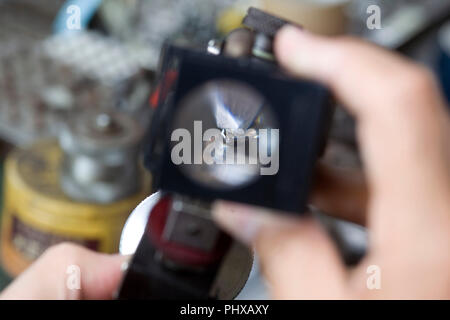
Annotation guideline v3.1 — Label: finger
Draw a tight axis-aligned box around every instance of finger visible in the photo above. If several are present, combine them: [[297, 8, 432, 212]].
[[275, 26, 443, 121], [310, 162, 368, 226], [212, 201, 348, 299], [275, 26, 450, 221], [0, 243, 129, 300]]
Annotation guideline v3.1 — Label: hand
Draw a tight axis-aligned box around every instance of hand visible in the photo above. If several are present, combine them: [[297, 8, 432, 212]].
[[212, 26, 450, 299], [0, 243, 128, 299]]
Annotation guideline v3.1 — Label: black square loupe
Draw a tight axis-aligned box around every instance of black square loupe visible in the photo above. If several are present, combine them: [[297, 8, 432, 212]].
[[144, 43, 333, 213]]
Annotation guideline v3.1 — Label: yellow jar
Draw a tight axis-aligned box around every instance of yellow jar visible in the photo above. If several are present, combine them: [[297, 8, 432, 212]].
[[0, 140, 150, 277]]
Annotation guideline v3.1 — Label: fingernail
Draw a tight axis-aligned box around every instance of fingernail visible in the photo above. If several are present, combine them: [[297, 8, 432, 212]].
[[212, 201, 297, 246], [112, 255, 132, 299], [277, 25, 309, 47], [274, 25, 309, 67], [212, 201, 264, 245], [279, 25, 305, 38], [120, 254, 132, 272]]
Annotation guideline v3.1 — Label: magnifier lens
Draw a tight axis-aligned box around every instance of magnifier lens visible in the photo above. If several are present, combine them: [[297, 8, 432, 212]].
[[172, 79, 278, 189]]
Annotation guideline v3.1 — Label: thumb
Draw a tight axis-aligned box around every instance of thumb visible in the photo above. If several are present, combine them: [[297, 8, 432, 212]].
[[212, 201, 348, 299], [0, 243, 129, 300]]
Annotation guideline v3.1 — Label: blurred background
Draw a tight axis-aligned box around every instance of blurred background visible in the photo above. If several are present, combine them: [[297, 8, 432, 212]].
[[0, 0, 449, 294]]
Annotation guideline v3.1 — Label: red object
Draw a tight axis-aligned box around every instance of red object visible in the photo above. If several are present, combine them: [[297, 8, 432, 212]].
[[146, 195, 230, 267], [149, 70, 179, 109]]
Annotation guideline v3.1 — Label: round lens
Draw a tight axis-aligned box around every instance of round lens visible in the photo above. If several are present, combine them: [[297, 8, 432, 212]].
[[171, 79, 279, 189]]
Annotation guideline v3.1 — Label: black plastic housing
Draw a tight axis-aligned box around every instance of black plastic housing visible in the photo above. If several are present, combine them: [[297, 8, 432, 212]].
[[145, 43, 333, 213]]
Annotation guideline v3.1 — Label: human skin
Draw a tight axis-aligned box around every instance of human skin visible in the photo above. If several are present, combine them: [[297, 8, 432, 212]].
[[213, 26, 450, 299], [0, 244, 128, 299], [1, 26, 449, 300]]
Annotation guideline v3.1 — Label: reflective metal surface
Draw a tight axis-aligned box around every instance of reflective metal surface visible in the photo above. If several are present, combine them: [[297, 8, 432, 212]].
[[119, 192, 268, 300]]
